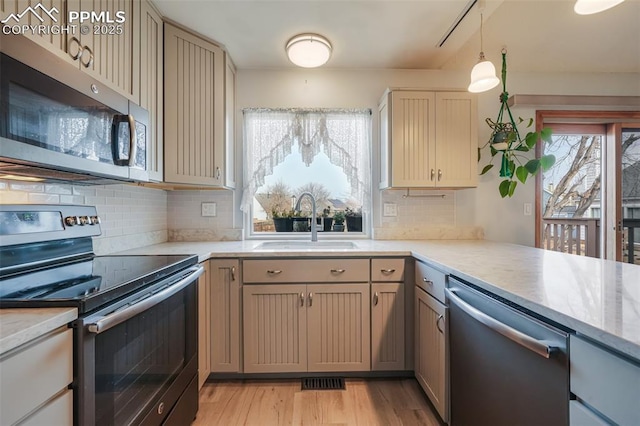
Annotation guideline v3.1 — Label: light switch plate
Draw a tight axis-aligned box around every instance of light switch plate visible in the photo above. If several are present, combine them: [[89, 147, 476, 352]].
[[383, 203, 397, 217], [524, 203, 532, 216], [202, 202, 217, 217]]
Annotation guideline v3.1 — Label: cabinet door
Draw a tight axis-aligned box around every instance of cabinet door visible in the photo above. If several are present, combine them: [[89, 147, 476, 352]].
[[371, 283, 405, 371], [210, 259, 240, 373], [415, 287, 448, 422], [390, 91, 436, 187], [224, 54, 236, 189], [164, 23, 225, 186], [434, 92, 477, 187], [307, 283, 371, 372], [243, 284, 307, 373], [197, 261, 211, 389], [70, 0, 140, 102], [139, 0, 163, 182], [1, 0, 71, 65]]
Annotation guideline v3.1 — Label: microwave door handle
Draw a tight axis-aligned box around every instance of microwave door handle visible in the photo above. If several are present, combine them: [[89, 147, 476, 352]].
[[86, 265, 204, 334], [446, 288, 558, 359], [127, 114, 137, 167]]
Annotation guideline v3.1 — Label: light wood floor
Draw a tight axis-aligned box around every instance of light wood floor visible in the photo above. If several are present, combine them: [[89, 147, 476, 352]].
[[193, 378, 441, 426]]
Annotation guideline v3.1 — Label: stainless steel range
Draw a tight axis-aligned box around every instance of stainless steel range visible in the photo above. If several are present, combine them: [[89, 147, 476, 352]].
[[0, 204, 203, 426]]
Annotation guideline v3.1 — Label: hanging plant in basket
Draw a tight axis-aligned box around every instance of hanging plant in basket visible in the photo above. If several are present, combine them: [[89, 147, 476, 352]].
[[478, 50, 556, 198]]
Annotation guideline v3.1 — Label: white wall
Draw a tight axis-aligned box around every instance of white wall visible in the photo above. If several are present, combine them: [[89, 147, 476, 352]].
[[236, 67, 640, 246]]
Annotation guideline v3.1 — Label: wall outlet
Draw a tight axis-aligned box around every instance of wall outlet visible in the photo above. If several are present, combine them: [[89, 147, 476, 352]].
[[201, 202, 217, 217], [383, 203, 397, 217], [524, 203, 532, 216]]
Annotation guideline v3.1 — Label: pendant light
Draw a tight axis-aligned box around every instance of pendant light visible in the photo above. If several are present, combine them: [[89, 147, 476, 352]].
[[468, 11, 500, 93], [574, 0, 624, 14]]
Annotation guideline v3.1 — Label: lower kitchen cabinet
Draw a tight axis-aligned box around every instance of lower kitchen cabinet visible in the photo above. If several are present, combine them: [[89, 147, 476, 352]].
[[210, 259, 241, 373], [243, 283, 370, 373], [0, 326, 73, 425], [371, 283, 405, 371], [197, 261, 211, 389], [415, 286, 448, 423]]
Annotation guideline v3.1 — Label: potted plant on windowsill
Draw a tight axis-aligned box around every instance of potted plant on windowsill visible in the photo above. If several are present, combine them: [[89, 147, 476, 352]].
[[345, 207, 362, 232], [292, 211, 310, 232], [272, 209, 294, 232], [321, 206, 333, 232], [332, 211, 345, 232]]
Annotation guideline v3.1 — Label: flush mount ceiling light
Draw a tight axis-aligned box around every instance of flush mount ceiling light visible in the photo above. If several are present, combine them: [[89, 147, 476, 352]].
[[574, 0, 625, 14], [468, 9, 500, 93], [286, 33, 332, 68]]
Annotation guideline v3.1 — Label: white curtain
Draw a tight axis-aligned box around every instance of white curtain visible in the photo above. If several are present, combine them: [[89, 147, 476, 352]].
[[241, 108, 371, 213]]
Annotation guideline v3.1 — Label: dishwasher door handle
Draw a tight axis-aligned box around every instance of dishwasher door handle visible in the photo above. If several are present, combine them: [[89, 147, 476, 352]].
[[446, 288, 558, 359]]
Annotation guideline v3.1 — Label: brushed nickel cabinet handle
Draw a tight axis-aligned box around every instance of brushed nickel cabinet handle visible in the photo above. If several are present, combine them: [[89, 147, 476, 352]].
[[330, 269, 346, 274], [68, 37, 82, 60], [381, 269, 396, 274], [81, 45, 94, 68], [436, 314, 444, 334], [423, 277, 433, 285], [373, 292, 379, 306], [438, 169, 443, 181], [216, 166, 221, 180], [300, 292, 305, 307], [430, 169, 435, 181], [308, 292, 313, 307], [267, 270, 282, 275], [230, 266, 236, 281]]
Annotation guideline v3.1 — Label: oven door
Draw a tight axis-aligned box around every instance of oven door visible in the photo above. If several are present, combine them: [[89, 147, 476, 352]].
[[77, 265, 203, 426]]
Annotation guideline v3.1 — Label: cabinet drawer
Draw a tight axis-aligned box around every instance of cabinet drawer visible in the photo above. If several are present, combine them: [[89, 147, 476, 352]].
[[0, 327, 72, 425], [371, 258, 405, 282], [415, 260, 446, 303], [570, 335, 640, 426], [243, 259, 369, 283], [20, 389, 73, 426], [569, 401, 609, 426]]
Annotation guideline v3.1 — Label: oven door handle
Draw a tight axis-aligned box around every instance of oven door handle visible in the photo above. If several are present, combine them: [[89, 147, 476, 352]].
[[86, 265, 204, 334]]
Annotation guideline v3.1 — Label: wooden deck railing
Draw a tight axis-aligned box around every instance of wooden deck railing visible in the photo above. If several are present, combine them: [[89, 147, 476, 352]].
[[542, 218, 640, 264], [542, 218, 600, 258]]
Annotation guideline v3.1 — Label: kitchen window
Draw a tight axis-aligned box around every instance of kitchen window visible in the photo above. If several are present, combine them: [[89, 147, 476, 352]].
[[241, 108, 371, 237]]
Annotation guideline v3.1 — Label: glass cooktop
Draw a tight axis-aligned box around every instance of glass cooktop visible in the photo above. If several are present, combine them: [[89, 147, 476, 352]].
[[0, 254, 197, 314]]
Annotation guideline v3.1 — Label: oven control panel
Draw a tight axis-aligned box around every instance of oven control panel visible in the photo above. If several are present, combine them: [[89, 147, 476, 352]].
[[65, 215, 101, 227]]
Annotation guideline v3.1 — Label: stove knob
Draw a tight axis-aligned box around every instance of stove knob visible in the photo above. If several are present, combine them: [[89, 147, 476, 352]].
[[79, 216, 90, 226], [90, 216, 101, 225], [64, 216, 79, 227]]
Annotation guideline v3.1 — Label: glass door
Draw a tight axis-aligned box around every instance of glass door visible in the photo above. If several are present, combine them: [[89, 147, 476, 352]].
[[618, 126, 640, 264]]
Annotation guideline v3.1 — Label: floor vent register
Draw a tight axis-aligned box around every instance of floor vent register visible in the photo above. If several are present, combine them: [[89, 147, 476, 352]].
[[301, 377, 346, 391]]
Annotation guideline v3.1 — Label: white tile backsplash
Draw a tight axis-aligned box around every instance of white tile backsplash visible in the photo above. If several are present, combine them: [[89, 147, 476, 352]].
[[0, 180, 168, 254]]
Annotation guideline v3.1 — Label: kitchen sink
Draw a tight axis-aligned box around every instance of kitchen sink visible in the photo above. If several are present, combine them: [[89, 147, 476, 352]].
[[254, 241, 358, 251]]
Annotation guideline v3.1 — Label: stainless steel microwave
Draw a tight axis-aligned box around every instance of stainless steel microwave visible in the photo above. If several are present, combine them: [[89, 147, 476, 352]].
[[0, 36, 149, 184]]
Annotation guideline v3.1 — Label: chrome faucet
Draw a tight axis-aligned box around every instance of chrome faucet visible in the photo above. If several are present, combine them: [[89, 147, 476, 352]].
[[294, 192, 317, 242]]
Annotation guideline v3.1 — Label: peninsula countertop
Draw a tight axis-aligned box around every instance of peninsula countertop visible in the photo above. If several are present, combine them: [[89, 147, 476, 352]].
[[120, 239, 640, 361]]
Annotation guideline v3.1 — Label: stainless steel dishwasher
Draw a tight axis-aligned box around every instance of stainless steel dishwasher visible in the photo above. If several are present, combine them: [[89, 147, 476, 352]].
[[446, 276, 569, 426]]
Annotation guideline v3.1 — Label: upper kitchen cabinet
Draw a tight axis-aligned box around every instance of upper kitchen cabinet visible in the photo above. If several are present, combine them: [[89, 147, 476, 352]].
[[379, 90, 478, 189], [0, 0, 140, 103], [164, 23, 235, 188], [139, 0, 163, 182]]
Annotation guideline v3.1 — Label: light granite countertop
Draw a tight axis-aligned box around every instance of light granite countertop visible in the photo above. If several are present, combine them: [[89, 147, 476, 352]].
[[120, 239, 640, 361], [0, 307, 77, 355]]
